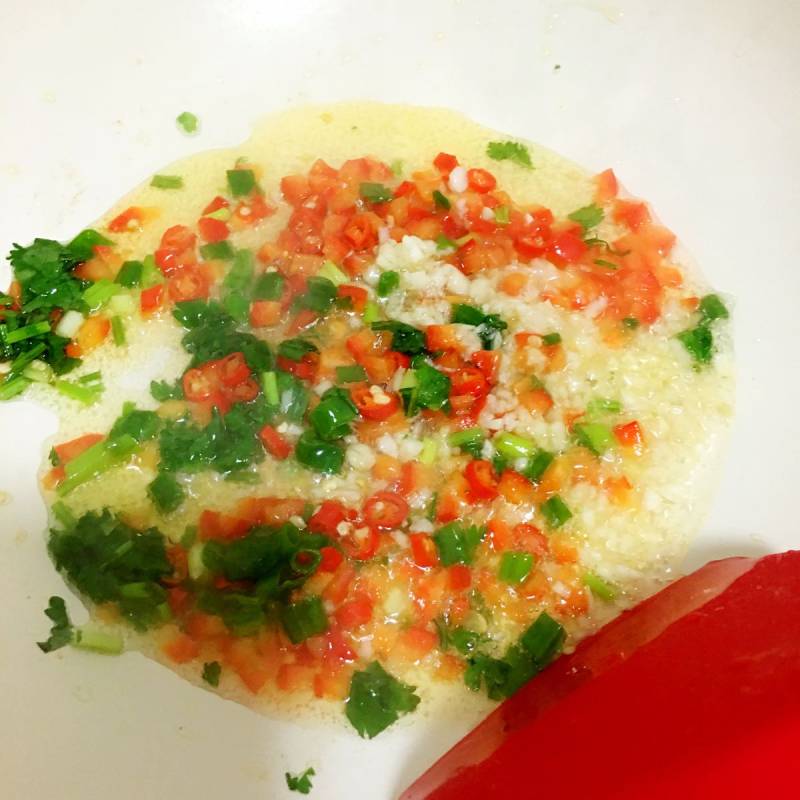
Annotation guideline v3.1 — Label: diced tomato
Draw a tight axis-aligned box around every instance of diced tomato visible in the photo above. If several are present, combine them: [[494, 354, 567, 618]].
[[362, 491, 409, 529], [594, 168, 619, 204], [162, 632, 200, 664], [426, 324, 461, 353], [471, 350, 499, 383], [464, 459, 499, 501], [613, 200, 651, 232], [498, 271, 528, 296], [155, 225, 197, 275], [280, 174, 312, 206], [614, 420, 645, 448], [53, 433, 104, 464], [399, 626, 439, 660], [259, 424, 292, 460], [520, 388, 554, 415], [76, 315, 111, 353], [140, 284, 165, 314], [547, 230, 588, 265], [497, 470, 537, 505], [318, 546, 344, 573], [335, 595, 374, 630], [108, 206, 146, 233], [467, 168, 497, 193], [450, 367, 489, 398], [277, 352, 319, 381], [228, 640, 271, 694], [234, 195, 274, 225], [167, 265, 209, 302], [184, 612, 227, 640], [410, 533, 439, 568], [513, 523, 549, 558], [249, 299, 282, 327], [337, 284, 368, 312], [286, 309, 318, 335], [308, 500, 351, 536], [350, 384, 400, 421], [198, 509, 251, 542], [166, 586, 191, 616], [433, 152, 459, 176], [198, 216, 230, 243], [343, 214, 378, 250], [448, 565, 472, 591], [436, 474, 471, 523]]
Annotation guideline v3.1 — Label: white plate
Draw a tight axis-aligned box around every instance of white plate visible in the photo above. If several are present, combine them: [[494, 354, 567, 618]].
[[2, 1, 799, 798]]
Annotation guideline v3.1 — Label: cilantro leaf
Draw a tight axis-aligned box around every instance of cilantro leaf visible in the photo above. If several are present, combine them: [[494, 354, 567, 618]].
[[346, 661, 420, 738], [371, 320, 427, 355], [48, 510, 172, 631], [432, 522, 486, 566], [37, 596, 73, 653], [677, 323, 714, 365], [285, 767, 316, 794], [486, 140, 533, 169], [568, 204, 604, 232], [359, 182, 394, 203], [202, 660, 222, 687], [451, 303, 507, 350]]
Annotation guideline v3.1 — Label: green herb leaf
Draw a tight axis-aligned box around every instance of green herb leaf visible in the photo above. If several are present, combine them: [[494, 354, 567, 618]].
[[285, 767, 316, 795], [699, 293, 729, 321], [176, 111, 199, 134], [359, 183, 393, 204], [116, 260, 144, 288], [346, 661, 420, 738], [433, 522, 485, 566], [227, 169, 256, 197], [432, 190, 451, 210], [200, 241, 235, 261], [371, 320, 427, 355], [150, 379, 184, 402], [201, 660, 222, 686], [294, 431, 345, 474], [336, 365, 367, 383], [253, 271, 285, 301], [677, 323, 714, 365], [278, 338, 319, 362], [568, 204, 604, 232], [541, 495, 572, 529], [281, 596, 328, 644], [298, 277, 337, 314], [541, 332, 561, 346], [148, 472, 185, 514], [37, 596, 73, 653], [486, 140, 533, 169]]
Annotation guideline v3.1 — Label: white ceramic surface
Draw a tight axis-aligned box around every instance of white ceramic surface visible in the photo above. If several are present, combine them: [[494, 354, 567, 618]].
[[2, 1, 799, 798]]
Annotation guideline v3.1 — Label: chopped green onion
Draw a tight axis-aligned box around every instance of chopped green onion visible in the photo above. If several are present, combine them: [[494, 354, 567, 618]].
[[359, 182, 393, 203], [294, 431, 344, 474], [541, 495, 572, 529], [493, 431, 538, 460], [494, 206, 510, 225], [176, 111, 199, 134], [22, 359, 53, 383], [541, 332, 562, 346], [432, 190, 451, 210], [448, 427, 486, 458], [583, 572, 617, 602], [10, 342, 46, 375], [419, 437, 438, 465], [223, 249, 254, 292], [150, 174, 184, 190], [72, 626, 124, 655], [336, 365, 367, 383], [200, 241, 235, 261], [222, 292, 249, 323], [111, 316, 126, 346], [699, 293, 729, 321], [586, 398, 622, 416], [108, 294, 136, 316], [115, 260, 143, 288], [435, 233, 457, 251], [205, 206, 231, 221], [78, 371, 102, 385], [522, 449, 554, 483], [140, 254, 163, 287], [499, 551, 534, 584], [520, 612, 565, 665], [261, 371, 279, 405], [57, 434, 139, 496], [377, 270, 400, 297], [363, 300, 381, 324], [0, 375, 30, 400], [594, 259, 618, 270], [573, 422, 614, 455], [4, 321, 51, 345], [451, 303, 486, 326], [227, 169, 256, 197], [51, 501, 76, 529], [253, 272, 285, 300], [280, 596, 328, 644], [54, 379, 103, 406], [318, 260, 349, 287], [82, 279, 119, 310]]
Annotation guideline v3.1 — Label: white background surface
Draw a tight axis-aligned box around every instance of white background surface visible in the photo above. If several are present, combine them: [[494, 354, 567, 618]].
[[1, 1, 799, 798]]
